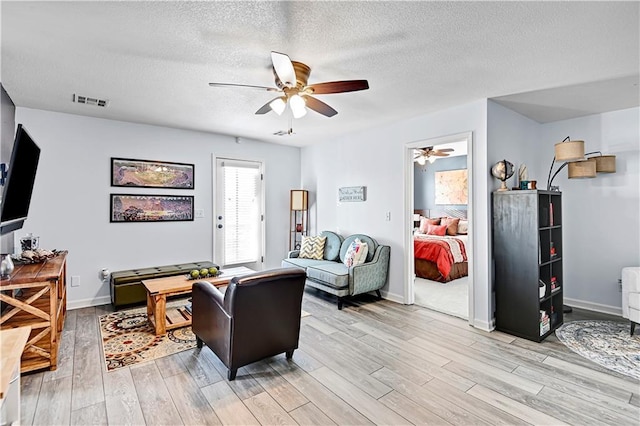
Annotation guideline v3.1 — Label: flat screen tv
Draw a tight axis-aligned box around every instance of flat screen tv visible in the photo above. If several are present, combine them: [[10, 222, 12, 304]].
[[0, 124, 41, 235]]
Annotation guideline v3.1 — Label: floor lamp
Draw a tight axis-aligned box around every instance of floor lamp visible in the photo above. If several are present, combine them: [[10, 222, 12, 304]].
[[547, 137, 617, 313]]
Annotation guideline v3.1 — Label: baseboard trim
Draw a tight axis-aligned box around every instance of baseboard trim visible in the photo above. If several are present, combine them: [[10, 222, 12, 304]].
[[380, 290, 404, 305], [471, 318, 495, 332], [67, 295, 111, 310], [564, 297, 622, 317]]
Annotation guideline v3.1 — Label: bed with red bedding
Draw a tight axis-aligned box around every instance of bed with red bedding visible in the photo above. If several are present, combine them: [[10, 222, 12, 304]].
[[413, 233, 468, 282]]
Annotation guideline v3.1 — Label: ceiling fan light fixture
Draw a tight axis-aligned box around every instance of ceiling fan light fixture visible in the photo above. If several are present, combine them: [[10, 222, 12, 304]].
[[290, 94, 307, 118], [417, 156, 426, 166], [269, 97, 286, 115], [428, 156, 436, 164]]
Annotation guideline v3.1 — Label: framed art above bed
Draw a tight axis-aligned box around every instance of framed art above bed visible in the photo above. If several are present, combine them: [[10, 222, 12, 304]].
[[434, 169, 468, 205]]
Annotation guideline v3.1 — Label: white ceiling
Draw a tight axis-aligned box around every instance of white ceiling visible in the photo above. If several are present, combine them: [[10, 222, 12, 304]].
[[1, 1, 638, 147]]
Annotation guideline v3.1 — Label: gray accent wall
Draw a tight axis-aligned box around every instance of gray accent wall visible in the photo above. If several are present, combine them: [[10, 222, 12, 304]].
[[414, 155, 468, 213]]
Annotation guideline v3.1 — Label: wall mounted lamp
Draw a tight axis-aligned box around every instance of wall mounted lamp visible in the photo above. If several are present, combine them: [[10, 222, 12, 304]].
[[546, 137, 616, 190]]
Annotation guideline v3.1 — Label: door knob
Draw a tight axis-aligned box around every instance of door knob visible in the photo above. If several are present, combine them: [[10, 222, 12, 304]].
[[217, 224, 223, 229]]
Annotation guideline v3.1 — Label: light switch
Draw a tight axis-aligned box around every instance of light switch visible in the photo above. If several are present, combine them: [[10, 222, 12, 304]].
[[385, 211, 391, 221]]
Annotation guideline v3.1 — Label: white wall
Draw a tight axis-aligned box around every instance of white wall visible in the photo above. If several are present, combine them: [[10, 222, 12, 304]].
[[301, 100, 494, 330], [15, 108, 301, 308], [539, 107, 640, 314], [487, 101, 543, 190]]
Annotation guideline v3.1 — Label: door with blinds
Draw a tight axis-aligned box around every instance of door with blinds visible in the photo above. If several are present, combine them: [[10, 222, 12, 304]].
[[214, 158, 264, 270]]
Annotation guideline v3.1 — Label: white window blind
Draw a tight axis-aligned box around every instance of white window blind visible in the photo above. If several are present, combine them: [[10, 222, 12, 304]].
[[220, 160, 261, 265]]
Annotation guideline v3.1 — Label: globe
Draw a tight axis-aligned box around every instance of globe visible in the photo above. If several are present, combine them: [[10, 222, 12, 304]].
[[491, 160, 515, 191]]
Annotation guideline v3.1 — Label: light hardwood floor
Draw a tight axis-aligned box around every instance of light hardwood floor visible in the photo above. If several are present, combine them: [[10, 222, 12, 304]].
[[20, 289, 639, 425]]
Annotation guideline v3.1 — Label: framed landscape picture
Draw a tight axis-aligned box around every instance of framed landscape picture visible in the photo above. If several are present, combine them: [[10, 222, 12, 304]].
[[110, 194, 194, 222], [111, 158, 194, 189]]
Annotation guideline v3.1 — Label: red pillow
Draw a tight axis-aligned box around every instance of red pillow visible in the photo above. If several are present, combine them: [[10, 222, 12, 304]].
[[419, 217, 440, 233], [426, 224, 447, 236]]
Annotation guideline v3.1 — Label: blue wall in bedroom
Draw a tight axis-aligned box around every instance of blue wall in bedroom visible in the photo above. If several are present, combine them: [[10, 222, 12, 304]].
[[414, 155, 468, 213]]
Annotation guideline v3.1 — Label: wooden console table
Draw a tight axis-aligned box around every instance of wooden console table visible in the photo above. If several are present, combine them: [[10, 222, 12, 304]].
[[0, 252, 68, 373]]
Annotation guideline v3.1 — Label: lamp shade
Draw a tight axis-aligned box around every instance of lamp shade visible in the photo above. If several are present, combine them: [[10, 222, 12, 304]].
[[269, 97, 286, 115], [290, 95, 307, 118], [568, 158, 596, 179], [595, 155, 616, 173], [290, 190, 308, 211], [555, 140, 585, 162]]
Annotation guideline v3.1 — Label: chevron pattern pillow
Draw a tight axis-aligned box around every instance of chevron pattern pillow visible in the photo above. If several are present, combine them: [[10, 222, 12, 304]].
[[299, 236, 327, 260]]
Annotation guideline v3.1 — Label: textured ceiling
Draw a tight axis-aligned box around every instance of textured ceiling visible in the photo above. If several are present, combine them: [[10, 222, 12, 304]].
[[1, 1, 638, 147]]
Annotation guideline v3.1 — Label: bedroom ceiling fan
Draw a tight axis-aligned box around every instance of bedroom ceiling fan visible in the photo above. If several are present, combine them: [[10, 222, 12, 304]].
[[209, 51, 369, 119], [413, 146, 454, 165]]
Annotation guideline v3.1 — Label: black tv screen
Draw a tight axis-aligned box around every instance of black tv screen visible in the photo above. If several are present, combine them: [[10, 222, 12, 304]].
[[0, 124, 41, 235]]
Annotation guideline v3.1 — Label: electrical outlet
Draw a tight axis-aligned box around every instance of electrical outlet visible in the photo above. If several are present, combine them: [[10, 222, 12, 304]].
[[195, 209, 204, 218], [71, 275, 80, 287], [385, 211, 391, 221]]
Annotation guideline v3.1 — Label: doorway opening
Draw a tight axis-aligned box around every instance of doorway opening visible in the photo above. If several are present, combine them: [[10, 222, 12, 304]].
[[404, 132, 474, 323]]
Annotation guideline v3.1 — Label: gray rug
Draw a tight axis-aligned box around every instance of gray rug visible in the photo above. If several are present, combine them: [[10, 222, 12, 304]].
[[555, 320, 640, 380]]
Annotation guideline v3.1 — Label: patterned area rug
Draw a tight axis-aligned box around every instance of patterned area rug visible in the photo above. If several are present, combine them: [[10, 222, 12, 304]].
[[99, 301, 196, 371], [99, 302, 312, 372], [555, 320, 640, 380]]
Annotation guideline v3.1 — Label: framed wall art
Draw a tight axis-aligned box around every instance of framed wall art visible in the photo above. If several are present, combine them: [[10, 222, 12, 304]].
[[110, 194, 194, 222], [111, 158, 194, 189], [435, 169, 468, 205]]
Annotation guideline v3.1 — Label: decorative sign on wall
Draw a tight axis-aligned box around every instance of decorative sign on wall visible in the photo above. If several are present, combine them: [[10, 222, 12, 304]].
[[435, 169, 468, 205], [338, 186, 366, 202]]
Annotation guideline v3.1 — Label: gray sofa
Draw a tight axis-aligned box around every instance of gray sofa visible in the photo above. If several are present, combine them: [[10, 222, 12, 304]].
[[282, 231, 390, 309]]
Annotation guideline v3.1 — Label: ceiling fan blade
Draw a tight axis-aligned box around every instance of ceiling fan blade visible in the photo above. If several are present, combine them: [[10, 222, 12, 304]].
[[436, 148, 454, 153], [271, 51, 296, 88], [433, 152, 450, 157], [307, 80, 369, 95], [304, 96, 338, 117], [208, 82, 278, 91], [255, 98, 279, 115]]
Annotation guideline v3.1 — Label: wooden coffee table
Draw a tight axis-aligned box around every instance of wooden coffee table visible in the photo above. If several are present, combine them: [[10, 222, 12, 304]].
[[141, 266, 254, 335]]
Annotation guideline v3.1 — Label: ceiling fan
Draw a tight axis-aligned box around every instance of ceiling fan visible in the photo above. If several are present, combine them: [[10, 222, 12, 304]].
[[209, 51, 369, 118], [413, 146, 454, 165]]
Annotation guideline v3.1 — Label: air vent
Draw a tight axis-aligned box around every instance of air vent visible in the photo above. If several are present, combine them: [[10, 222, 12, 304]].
[[72, 94, 109, 107]]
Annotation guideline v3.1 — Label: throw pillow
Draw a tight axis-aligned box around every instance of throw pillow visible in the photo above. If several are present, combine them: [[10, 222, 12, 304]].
[[343, 238, 369, 267], [457, 219, 468, 235], [419, 217, 440, 233], [299, 236, 327, 260], [426, 224, 447, 236], [440, 217, 460, 236]]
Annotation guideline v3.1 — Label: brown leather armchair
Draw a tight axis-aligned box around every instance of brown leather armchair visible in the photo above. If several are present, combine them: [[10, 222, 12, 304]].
[[192, 267, 306, 380]]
